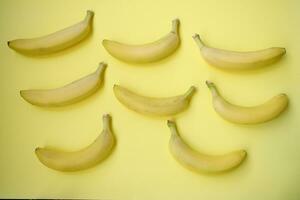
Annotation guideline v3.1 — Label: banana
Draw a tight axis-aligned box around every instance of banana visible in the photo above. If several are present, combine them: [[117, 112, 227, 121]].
[[35, 114, 115, 172], [102, 19, 180, 63], [193, 34, 286, 70], [8, 10, 93, 55], [20, 62, 107, 107], [206, 81, 288, 124], [167, 120, 247, 173], [113, 85, 196, 116]]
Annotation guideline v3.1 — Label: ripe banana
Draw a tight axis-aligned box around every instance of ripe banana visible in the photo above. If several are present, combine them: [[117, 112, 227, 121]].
[[193, 34, 286, 70], [206, 81, 288, 124], [102, 19, 180, 63], [20, 62, 107, 107], [35, 114, 115, 172], [113, 85, 196, 116], [8, 10, 93, 55], [167, 120, 247, 173]]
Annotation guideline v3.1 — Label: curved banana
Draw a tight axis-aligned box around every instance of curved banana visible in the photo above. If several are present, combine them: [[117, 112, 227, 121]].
[[167, 120, 247, 173], [8, 10, 93, 55], [206, 81, 288, 124], [193, 34, 286, 70], [20, 62, 107, 107], [113, 85, 196, 116], [102, 19, 180, 63], [35, 114, 115, 172]]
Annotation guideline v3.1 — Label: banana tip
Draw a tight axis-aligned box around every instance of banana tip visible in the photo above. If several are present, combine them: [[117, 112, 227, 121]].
[[190, 85, 197, 91], [7, 41, 10, 46], [103, 113, 111, 119], [35, 147, 41, 153], [278, 93, 289, 101], [167, 120, 175, 127], [192, 33, 200, 39], [185, 86, 196, 98], [99, 62, 107, 67], [172, 18, 180, 23], [19, 90, 25, 97], [205, 80, 215, 88], [102, 39, 108, 45], [241, 150, 247, 158], [205, 80, 214, 88], [279, 93, 287, 97], [87, 10, 94, 15]]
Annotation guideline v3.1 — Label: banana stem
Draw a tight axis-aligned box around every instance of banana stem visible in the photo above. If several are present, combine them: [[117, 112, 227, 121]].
[[192, 34, 205, 49], [171, 19, 180, 34], [102, 114, 111, 130], [167, 120, 178, 136], [183, 86, 196, 99], [205, 81, 219, 97]]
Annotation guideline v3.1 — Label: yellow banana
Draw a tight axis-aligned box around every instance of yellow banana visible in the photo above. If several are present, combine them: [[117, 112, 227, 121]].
[[193, 34, 286, 70], [20, 62, 107, 107], [206, 81, 288, 124], [113, 85, 196, 116], [167, 120, 247, 173], [35, 114, 115, 172], [102, 19, 180, 63], [8, 10, 93, 55]]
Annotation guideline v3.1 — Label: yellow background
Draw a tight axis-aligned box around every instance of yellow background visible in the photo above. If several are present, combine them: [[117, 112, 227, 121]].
[[0, 0, 299, 199]]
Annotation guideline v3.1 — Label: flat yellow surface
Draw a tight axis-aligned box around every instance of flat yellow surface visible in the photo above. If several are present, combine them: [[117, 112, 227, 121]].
[[0, 0, 299, 199]]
